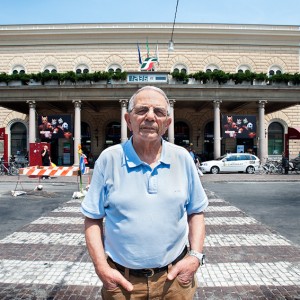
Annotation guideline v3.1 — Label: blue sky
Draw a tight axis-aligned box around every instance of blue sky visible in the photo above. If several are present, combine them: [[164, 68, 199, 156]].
[[0, 0, 299, 25]]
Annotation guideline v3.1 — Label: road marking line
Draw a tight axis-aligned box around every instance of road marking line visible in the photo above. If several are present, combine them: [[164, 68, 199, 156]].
[[1, 232, 290, 247], [1, 260, 299, 287], [205, 217, 258, 225]]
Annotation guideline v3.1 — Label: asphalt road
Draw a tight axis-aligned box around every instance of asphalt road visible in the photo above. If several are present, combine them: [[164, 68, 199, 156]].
[[202, 181, 300, 246], [0, 181, 80, 239], [0, 179, 299, 247]]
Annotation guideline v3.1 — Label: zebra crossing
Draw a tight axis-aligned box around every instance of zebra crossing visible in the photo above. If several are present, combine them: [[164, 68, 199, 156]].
[[0, 195, 299, 299]]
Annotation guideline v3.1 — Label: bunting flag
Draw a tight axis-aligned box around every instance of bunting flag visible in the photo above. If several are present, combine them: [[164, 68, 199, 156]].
[[137, 43, 142, 65], [141, 57, 158, 71]]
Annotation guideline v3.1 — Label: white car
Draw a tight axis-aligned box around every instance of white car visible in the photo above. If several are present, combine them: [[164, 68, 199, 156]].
[[200, 153, 260, 174]]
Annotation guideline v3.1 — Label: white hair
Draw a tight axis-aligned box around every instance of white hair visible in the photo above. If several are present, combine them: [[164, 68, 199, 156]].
[[127, 86, 170, 115]]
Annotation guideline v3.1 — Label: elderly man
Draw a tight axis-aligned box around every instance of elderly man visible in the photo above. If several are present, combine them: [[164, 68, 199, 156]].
[[81, 86, 208, 299]]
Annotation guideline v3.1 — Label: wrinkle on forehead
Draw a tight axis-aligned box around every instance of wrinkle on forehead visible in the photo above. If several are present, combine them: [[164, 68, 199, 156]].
[[134, 90, 167, 108]]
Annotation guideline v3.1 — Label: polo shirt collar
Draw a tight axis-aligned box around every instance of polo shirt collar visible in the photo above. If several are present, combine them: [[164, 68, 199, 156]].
[[123, 137, 171, 168]]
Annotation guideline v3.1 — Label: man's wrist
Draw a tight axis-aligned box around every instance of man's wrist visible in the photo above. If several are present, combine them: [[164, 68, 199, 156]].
[[189, 250, 205, 266]]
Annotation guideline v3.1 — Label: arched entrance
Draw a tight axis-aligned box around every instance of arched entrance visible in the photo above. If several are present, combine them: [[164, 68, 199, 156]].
[[268, 122, 284, 155], [10, 122, 27, 156], [174, 121, 190, 146], [105, 122, 121, 148], [204, 121, 214, 160]]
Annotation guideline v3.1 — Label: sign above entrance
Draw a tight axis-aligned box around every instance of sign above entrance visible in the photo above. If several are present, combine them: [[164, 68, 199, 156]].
[[127, 73, 168, 83]]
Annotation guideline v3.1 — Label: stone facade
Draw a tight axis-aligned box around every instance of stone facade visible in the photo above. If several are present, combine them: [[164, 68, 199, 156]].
[[0, 23, 299, 163]]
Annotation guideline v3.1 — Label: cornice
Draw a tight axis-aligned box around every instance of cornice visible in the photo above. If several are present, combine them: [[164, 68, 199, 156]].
[[0, 23, 299, 48]]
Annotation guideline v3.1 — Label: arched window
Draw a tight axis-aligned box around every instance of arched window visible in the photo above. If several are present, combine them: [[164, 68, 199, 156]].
[[206, 64, 219, 73], [11, 65, 26, 74], [44, 65, 57, 73], [76, 64, 89, 74], [268, 66, 282, 77], [268, 122, 284, 155], [172, 64, 187, 74], [174, 121, 190, 146], [105, 122, 121, 147], [10, 122, 27, 156], [108, 64, 122, 73], [237, 65, 251, 73]]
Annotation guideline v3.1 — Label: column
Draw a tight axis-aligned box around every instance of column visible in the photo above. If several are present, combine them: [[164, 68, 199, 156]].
[[27, 100, 36, 143], [119, 99, 128, 143], [213, 100, 222, 159], [168, 99, 176, 143], [73, 100, 81, 166], [258, 100, 267, 163]]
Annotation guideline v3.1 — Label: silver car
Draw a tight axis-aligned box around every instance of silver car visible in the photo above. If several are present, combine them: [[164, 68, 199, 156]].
[[200, 153, 260, 174]]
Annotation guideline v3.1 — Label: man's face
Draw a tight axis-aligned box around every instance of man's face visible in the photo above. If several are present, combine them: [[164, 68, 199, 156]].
[[125, 89, 172, 142]]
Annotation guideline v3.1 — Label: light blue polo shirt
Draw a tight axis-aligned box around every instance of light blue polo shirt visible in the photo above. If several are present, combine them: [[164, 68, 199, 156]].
[[81, 138, 208, 269]]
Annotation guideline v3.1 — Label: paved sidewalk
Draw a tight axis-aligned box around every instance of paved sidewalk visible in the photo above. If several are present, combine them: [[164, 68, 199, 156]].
[[0, 174, 299, 299], [1, 171, 299, 184]]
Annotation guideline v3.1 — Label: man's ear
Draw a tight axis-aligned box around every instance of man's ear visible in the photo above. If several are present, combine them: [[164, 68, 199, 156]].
[[165, 117, 172, 128], [162, 117, 172, 134], [124, 113, 132, 131]]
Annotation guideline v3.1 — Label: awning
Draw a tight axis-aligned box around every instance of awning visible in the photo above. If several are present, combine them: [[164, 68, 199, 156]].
[[288, 127, 300, 139]]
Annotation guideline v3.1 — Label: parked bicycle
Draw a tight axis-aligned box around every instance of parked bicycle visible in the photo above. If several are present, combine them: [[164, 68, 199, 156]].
[[256, 159, 282, 175], [0, 156, 19, 175], [14, 154, 29, 168]]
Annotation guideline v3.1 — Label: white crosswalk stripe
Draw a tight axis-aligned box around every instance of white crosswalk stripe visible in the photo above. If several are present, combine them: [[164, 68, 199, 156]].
[[31, 217, 84, 224], [31, 216, 258, 226], [0, 232, 290, 247], [197, 262, 300, 287], [0, 232, 86, 246], [1, 190, 299, 297], [1, 260, 299, 287], [205, 217, 258, 225], [205, 206, 241, 212], [205, 233, 291, 246]]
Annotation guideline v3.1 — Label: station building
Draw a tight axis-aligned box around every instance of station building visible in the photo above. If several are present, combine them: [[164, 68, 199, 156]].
[[0, 23, 299, 166]]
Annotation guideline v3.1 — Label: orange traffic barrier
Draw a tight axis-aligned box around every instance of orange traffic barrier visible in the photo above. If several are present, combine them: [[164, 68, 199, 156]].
[[19, 166, 89, 177]]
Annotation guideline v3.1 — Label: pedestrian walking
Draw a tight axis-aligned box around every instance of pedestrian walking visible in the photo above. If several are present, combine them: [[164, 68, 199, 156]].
[[282, 152, 289, 175], [41, 145, 51, 179], [81, 86, 208, 300]]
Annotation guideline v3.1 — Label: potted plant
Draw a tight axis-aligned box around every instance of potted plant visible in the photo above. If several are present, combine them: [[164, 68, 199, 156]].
[[28, 73, 42, 85], [290, 73, 300, 85], [189, 71, 210, 84], [92, 71, 110, 84], [232, 70, 255, 85], [61, 71, 76, 85], [110, 71, 127, 84], [111, 71, 127, 81], [0, 72, 8, 86], [8, 73, 30, 86], [268, 73, 291, 86], [40, 71, 61, 85], [253, 72, 268, 85], [170, 70, 189, 84], [75, 72, 92, 85], [209, 70, 229, 85]]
